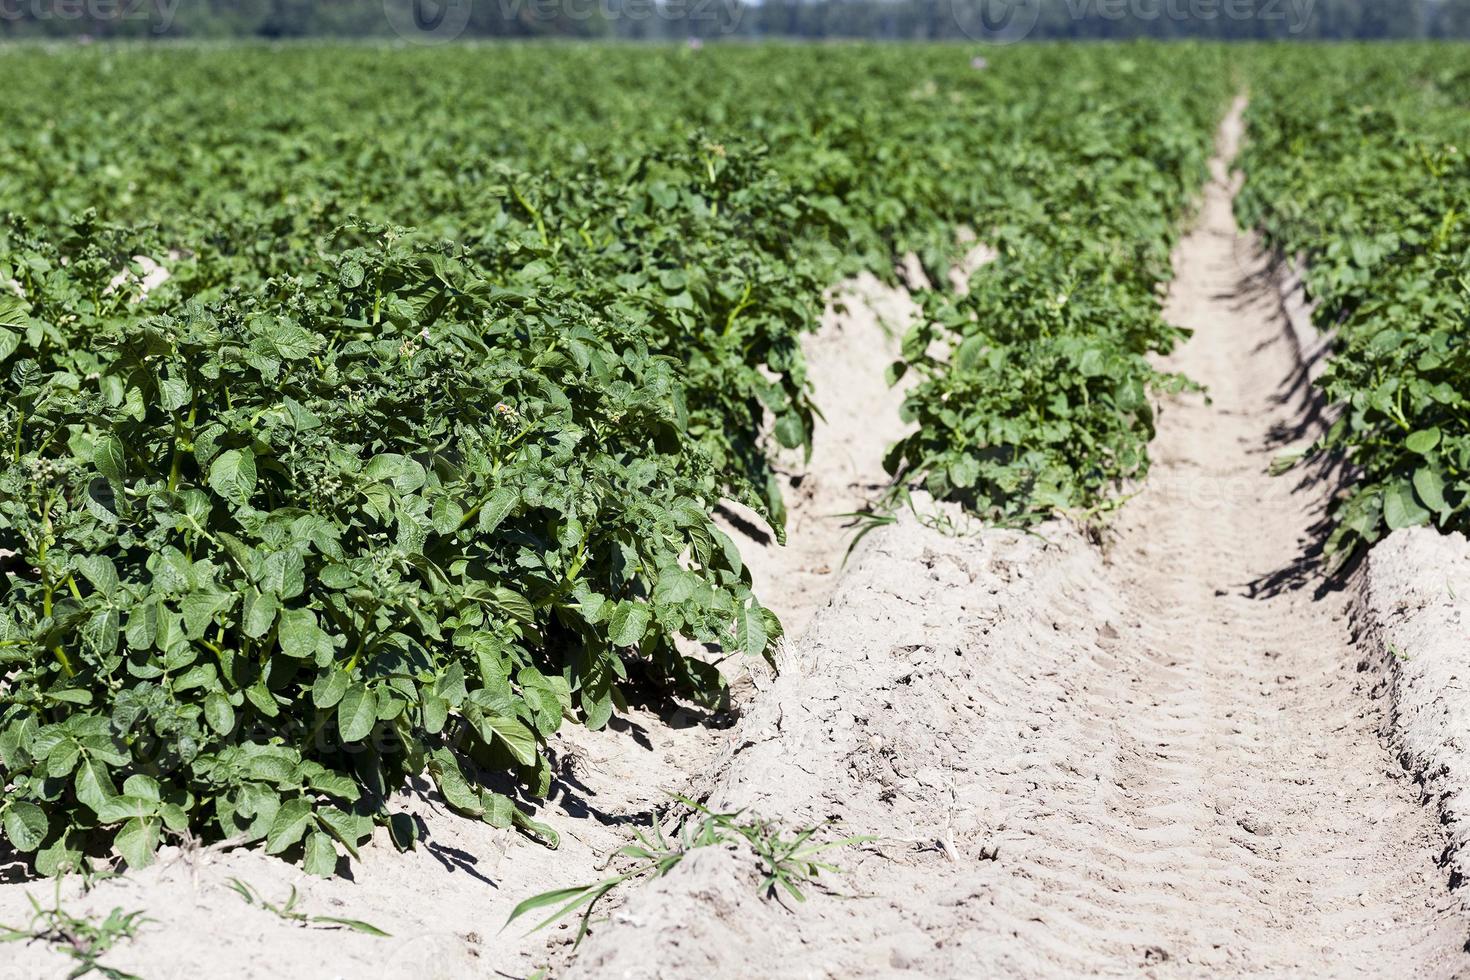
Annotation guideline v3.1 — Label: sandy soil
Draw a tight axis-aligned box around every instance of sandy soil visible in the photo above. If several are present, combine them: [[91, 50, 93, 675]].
[[103, 254, 172, 302], [562, 98, 1470, 978], [1092, 96, 1469, 974]]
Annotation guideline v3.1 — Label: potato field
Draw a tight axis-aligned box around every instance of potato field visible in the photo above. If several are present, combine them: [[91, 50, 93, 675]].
[[1, 40, 1469, 979]]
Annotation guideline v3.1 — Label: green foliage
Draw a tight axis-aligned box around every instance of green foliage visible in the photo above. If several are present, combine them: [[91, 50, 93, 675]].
[[0, 217, 779, 875], [1237, 46, 1470, 555], [889, 248, 1198, 524], [463, 138, 831, 531]]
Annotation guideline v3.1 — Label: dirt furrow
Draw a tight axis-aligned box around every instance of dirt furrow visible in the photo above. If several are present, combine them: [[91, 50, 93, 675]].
[[963, 95, 1469, 976], [717, 272, 919, 639]]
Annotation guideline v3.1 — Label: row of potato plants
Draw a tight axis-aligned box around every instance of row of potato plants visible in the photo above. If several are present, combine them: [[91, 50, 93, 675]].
[[1236, 45, 1470, 556], [888, 58, 1228, 520]]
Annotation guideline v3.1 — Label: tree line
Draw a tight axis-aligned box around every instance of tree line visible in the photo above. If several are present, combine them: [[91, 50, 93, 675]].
[[1, 0, 1468, 42]]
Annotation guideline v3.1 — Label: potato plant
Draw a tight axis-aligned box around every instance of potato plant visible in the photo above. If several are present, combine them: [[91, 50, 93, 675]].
[[0, 223, 776, 875]]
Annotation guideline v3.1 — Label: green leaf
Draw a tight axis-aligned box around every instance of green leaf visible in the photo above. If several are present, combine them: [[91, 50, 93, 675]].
[[0, 294, 23, 328], [93, 434, 127, 484], [261, 550, 307, 600], [421, 693, 449, 734], [1383, 481, 1432, 531], [735, 597, 769, 658], [160, 804, 190, 833], [45, 739, 81, 778], [477, 487, 519, 534], [269, 322, 320, 361], [363, 453, 426, 493], [484, 792, 514, 829], [947, 454, 980, 490], [511, 808, 560, 849], [157, 377, 191, 413], [313, 670, 350, 709], [75, 757, 117, 814], [123, 600, 162, 652], [773, 413, 805, 450], [305, 768, 360, 801], [427, 660, 463, 699], [339, 260, 365, 289], [113, 817, 160, 869], [96, 795, 157, 824], [242, 589, 280, 639], [278, 607, 325, 659], [1077, 348, 1106, 377], [82, 608, 121, 656], [483, 715, 538, 767], [521, 685, 563, 736], [337, 684, 378, 742], [180, 592, 232, 639], [73, 554, 119, 598], [1413, 466, 1449, 517], [3, 802, 48, 852], [581, 666, 614, 732], [504, 880, 615, 934], [431, 497, 465, 535], [0, 297, 23, 361], [265, 797, 314, 855], [85, 478, 120, 524], [246, 679, 281, 718], [488, 586, 534, 626], [608, 602, 650, 647], [35, 831, 84, 878], [428, 748, 487, 818], [302, 831, 339, 877], [204, 692, 236, 735], [311, 915, 391, 937], [388, 812, 418, 852], [209, 448, 258, 507], [1405, 428, 1442, 455], [317, 808, 370, 860], [123, 774, 162, 801]]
